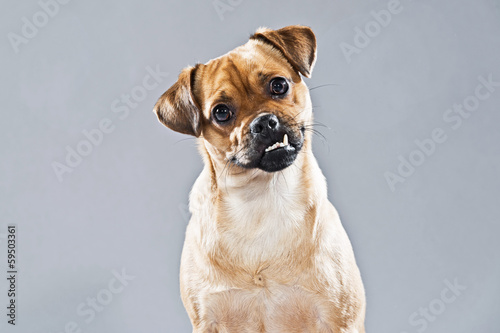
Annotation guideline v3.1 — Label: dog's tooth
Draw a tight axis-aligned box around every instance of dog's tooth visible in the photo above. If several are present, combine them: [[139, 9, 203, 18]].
[[266, 141, 289, 153]]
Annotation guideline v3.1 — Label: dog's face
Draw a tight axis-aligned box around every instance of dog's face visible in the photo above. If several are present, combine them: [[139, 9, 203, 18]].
[[154, 26, 316, 173]]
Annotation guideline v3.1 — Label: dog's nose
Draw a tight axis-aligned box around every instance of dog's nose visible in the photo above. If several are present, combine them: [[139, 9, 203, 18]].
[[250, 114, 279, 136]]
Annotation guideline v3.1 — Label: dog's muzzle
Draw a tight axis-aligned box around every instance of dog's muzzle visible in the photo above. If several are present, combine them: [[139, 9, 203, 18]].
[[235, 114, 304, 172]]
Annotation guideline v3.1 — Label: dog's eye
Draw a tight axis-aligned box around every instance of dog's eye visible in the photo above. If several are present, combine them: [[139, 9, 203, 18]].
[[270, 77, 289, 96], [212, 104, 232, 123]]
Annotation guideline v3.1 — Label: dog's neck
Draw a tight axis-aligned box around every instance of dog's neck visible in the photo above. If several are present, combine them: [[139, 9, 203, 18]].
[[195, 138, 327, 218], [190, 138, 327, 264], [201, 139, 312, 195]]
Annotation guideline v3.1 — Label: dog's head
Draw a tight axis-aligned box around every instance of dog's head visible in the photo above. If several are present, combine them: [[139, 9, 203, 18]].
[[154, 25, 316, 173]]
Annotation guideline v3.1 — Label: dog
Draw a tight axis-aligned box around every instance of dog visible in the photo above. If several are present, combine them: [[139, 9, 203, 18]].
[[154, 25, 366, 333]]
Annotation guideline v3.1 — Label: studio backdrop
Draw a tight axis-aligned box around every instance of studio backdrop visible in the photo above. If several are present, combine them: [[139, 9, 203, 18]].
[[1, 0, 499, 332]]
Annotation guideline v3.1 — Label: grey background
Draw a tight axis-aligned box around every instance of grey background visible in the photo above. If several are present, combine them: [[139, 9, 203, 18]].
[[1, 0, 499, 332]]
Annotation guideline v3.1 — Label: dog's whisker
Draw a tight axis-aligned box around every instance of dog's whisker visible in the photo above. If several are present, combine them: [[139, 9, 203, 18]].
[[279, 170, 289, 192], [174, 137, 198, 144], [308, 83, 340, 91], [219, 158, 233, 181], [304, 120, 329, 128], [247, 168, 260, 181], [304, 128, 328, 145], [291, 109, 306, 121]]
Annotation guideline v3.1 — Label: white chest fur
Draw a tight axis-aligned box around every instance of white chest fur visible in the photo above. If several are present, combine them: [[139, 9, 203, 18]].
[[188, 153, 325, 268], [220, 169, 308, 263]]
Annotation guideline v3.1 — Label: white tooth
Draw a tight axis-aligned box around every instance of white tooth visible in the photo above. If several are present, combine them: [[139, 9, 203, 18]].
[[267, 141, 289, 152]]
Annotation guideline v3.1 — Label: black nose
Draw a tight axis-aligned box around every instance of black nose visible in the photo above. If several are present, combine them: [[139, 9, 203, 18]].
[[250, 114, 279, 136]]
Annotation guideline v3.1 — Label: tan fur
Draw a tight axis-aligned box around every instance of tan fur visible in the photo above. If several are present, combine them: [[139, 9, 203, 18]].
[[154, 26, 366, 333]]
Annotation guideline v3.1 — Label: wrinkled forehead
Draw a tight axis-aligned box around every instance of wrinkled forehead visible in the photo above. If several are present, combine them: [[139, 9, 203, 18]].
[[194, 41, 300, 109]]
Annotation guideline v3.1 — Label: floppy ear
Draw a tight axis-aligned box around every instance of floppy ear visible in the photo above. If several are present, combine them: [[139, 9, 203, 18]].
[[250, 25, 317, 78], [153, 65, 202, 137]]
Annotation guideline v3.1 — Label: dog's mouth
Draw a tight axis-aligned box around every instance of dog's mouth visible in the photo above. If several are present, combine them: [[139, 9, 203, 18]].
[[264, 133, 291, 152], [233, 130, 304, 173]]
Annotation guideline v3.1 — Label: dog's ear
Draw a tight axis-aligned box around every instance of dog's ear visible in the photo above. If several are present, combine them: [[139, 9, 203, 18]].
[[250, 25, 317, 78], [153, 65, 202, 137]]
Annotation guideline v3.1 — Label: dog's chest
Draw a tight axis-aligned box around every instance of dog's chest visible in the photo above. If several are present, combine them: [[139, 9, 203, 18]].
[[218, 178, 309, 264], [201, 283, 337, 331]]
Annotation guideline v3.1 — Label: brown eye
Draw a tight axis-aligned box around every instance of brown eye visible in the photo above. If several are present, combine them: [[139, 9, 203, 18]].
[[270, 77, 289, 96], [212, 104, 232, 123]]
